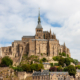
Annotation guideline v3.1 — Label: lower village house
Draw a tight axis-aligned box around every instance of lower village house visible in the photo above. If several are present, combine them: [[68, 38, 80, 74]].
[[0, 11, 70, 60]]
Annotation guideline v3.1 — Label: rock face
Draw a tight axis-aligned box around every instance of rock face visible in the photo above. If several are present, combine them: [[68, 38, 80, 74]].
[[0, 12, 71, 60]]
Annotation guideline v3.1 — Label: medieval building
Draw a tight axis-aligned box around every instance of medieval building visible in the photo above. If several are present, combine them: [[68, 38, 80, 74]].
[[0, 11, 71, 58]]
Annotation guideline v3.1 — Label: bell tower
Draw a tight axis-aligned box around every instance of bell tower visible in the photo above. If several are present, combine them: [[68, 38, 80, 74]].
[[35, 9, 43, 39]]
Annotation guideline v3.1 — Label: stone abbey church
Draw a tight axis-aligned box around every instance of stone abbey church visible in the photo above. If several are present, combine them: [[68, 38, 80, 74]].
[[0, 12, 71, 58]]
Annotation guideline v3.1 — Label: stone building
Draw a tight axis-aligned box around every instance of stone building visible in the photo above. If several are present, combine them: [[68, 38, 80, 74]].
[[32, 70, 49, 80], [0, 11, 71, 59]]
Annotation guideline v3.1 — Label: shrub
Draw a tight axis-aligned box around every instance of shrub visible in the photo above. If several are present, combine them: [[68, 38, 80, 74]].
[[62, 52, 66, 56], [64, 58, 70, 66], [67, 54, 69, 57], [1, 56, 13, 67], [54, 63, 59, 66], [50, 63, 53, 67], [73, 59, 78, 65], [49, 67, 57, 71], [75, 65, 80, 69], [57, 66, 63, 71], [68, 65, 76, 76], [63, 67, 68, 71], [42, 58, 47, 62], [53, 56, 60, 61], [59, 53, 62, 56], [21, 64, 31, 72], [68, 57, 73, 62], [59, 57, 65, 67], [11, 66, 23, 71], [30, 64, 43, 71]]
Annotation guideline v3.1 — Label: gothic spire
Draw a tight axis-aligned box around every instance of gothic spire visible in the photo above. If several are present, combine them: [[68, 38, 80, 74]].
[[38, 8, 41, 24]]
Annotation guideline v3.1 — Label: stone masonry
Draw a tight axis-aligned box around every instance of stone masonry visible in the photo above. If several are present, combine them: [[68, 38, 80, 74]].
[[0, 11, 71, 59]]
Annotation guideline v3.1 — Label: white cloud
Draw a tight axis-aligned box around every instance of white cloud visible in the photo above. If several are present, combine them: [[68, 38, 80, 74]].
[[0, 0, 80, 61]]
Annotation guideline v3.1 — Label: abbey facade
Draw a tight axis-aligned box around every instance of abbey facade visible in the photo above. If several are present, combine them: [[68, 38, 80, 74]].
[[0, 12, 71, 58]]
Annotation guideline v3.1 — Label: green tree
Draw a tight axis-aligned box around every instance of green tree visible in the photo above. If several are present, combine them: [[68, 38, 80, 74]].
[[53, 56, 60, 61], [21, 64, 31, 72], [68, 65, 76, 76], [62, 52, 66, 56], [1, 56, 13, 67], [64, 58, 70, 66], [57, 66, 63, 71], [73, 59, 78, 65], [50, 63, 53, 67], [59, 57, 65, 67], [63, 67, 68, 71], [42, 58, 47, 62]]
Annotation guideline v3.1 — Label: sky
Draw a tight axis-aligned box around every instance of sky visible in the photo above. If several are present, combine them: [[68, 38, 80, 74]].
[[0, 0, 80, 61]]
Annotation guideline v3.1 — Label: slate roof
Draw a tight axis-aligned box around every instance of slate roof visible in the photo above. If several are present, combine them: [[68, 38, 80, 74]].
[[50, 72, 68, 75], [43, 62, 50, 65], [33, 70, 49, 76], [43, 31, 48, 33], [36, 23, 43, 29], [22, 36, 35, 38]]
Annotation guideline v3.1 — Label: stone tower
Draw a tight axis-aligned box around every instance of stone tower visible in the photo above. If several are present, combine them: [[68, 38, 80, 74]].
[[35, 10, 43, 39]]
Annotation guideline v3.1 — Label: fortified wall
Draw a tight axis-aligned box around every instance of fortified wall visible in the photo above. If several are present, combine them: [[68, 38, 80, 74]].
[[0, 11, 71, 60]]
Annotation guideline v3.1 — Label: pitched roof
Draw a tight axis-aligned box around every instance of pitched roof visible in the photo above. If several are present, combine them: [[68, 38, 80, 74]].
[[22, 36, 35, 38], [33, 70, 49, 76]]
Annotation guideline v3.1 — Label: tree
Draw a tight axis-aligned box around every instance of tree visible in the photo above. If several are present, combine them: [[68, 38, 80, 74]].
[[49, 67, 57, 71], [1, 56, 13, 67], [59, 57, 65, 67], [64, 58, 70, 66], [21, 64, 31, 72], [73, 59, 78, 65], [63, 67, 68, 71], [68, 65, 76, 76], [62, 52, 66, 56], [53, 56, 60, 61], [57, 66, 63, 71], [50, 63, 53, 67], [42, 58, 47, 62]]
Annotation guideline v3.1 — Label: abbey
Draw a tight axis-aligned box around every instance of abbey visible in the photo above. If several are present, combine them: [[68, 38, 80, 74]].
[[0, 12, 71, 58]]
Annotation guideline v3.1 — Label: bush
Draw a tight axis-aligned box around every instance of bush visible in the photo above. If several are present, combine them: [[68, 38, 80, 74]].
[[75, 65, 80, 69], [11, 66, 23, 71], [50, 63, 53, 67], [53, 56, 60, 61], [21, 64, 31, 72], [68, 65, 76, 76], [49, 67, 57, 71], [64, 58, 70, 66], [73, 59, 78, 65], [57, 66, 63, 71], [67, 54, 69, 57], [62, 52, 66, 56], [59, 57, 65, 67], [68, 57, 73, 62], [42, 58, 47, 62], [54, 63, 59, 66], [59, 53, 62, 56], [63, 67, 68, 71], [1, 56, 13, 67], [30, 64, 43, 71]]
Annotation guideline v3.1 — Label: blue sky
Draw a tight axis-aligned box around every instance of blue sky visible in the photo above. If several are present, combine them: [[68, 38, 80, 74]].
[[0, 0, 80, 61]]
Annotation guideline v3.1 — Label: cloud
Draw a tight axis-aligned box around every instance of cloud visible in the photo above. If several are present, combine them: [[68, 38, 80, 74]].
[[0, 0, 80, 61]]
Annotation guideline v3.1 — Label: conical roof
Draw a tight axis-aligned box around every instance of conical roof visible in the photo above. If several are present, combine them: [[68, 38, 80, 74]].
[[36, 9, 43, 29], [36, 23, 43, 29]]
